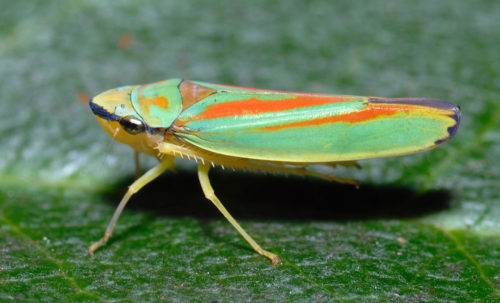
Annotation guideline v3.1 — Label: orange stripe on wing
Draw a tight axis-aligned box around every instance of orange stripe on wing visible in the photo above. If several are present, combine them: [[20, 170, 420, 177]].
[[259, 104, 411, 131], [191, 96, 357, 121]]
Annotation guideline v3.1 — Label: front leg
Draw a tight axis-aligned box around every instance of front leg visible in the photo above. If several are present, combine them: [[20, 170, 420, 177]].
[[88, 156, 175, 256]]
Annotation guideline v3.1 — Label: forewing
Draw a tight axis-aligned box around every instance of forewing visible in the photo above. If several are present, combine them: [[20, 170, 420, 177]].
[[173, 87, 460, 162]]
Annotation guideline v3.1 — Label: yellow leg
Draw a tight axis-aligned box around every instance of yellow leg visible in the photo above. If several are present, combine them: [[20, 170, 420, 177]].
[[88, 156, 174, 256], [301, 168, 360, 187], [197, 163, 281, 265]]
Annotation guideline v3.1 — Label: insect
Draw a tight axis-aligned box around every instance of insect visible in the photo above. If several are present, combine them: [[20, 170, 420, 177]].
[[88, 78, 461, 265]]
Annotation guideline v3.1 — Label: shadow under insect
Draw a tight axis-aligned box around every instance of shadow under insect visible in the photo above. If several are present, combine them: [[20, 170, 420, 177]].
[[103, 168, 454, 222]]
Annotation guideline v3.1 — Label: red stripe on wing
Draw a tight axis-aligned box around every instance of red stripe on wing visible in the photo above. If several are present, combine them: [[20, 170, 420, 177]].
[[259, 104, 411, 131], [190, 96, 357, 121]]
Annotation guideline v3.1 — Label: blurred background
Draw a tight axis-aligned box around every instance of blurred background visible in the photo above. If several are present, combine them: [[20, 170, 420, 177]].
[[1, 1, 499, 301]]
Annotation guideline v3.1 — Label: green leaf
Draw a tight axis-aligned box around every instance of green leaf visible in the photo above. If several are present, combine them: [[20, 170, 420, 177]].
[[1, 1, 499, 302]]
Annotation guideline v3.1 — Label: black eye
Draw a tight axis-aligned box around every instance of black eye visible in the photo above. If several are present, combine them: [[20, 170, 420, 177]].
[[119, 115, 145, 134]]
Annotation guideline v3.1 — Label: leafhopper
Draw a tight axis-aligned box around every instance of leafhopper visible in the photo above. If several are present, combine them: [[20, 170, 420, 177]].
[[88, 79, 460, 265]]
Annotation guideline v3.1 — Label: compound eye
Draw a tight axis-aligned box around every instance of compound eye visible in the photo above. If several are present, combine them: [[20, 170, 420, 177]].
[[119, 115, 145, 134]]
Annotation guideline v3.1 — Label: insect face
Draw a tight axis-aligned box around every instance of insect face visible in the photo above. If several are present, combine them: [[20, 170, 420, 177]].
[[89, 86, 162, 156]]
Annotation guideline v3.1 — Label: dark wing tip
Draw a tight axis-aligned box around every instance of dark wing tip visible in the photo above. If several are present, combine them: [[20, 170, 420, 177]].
[[446, 104, 461, 139], [369, 98, 461, 144]]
